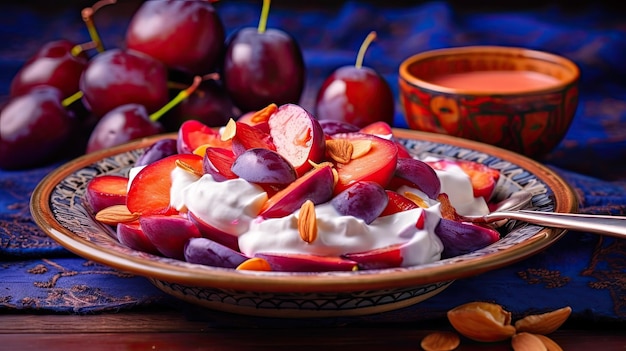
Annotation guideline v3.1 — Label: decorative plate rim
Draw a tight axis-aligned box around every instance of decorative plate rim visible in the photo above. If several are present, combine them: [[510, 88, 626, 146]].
[[30, 128, 577, 293]]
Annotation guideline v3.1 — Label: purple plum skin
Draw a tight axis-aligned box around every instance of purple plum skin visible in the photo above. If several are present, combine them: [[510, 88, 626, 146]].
[[184, 237, 249, 268], [435, 218, 501, 258], [395, 157, 441, 199], [231, 148, 297, 185], [330, 181, 389, 224]]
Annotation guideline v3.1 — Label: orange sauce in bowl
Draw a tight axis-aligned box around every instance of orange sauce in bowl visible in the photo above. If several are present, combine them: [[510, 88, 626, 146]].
[[428, 70, 560, 93]]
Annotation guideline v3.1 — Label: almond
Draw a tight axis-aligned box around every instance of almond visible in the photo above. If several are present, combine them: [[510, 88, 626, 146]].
[[175, 159, 203, 177], [511, 332, 547, 351], [420, 331, 460, 351], [514, 306, 572, 335], [250, 103, 277, 123], [326, 139, 353, 164], [236, 257, 272, 271], [95, 205, 139, 226], [298, 200, 317, 244], [403, 191, 430, 208], [221, 118, 237, 141], [350, 139, 372, 159], [447, 301, 516, 342], [534, 334, 563, 351]]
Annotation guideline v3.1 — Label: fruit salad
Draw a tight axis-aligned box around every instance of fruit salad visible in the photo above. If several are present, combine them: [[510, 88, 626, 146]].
[[87, 103, 501, 272]]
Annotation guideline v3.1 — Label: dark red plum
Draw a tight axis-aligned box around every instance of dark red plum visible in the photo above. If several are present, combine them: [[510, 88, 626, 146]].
[[393, 157, 441, 199], [126, 0, 225, 75], [86, 103, 164, 153], [139, 214, 202, 260], [135, 138, 178, 167], [0, 86, 75, 169], [330, 181, 389, 224], [231, 148, 296, 185], [10, 39, 88, 99], [435, 218, 501, 258], [79, 48, 169, 118], [184, 237, 249, 269], [222, 27, 305, 112]]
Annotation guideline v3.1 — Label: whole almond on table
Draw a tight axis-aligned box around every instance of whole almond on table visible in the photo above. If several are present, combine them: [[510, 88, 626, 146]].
[[514, 306, 572, 335], [446, 301, 516, 342], [420, 331, 460, 351], [512, 332, 547, 351], [533, 334, 563, 351]]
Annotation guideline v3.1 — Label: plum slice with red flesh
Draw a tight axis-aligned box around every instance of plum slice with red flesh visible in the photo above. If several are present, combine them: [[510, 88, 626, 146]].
[[229, 121, 276, 156], [177, 119, 231, 154], [127, 153, 203, 216], [116, 221, 160, 255], [187, 211, 240, 251], [268, 103, 326, 177], [331, 132, 398, 194], [379, 190, 419, 217], [203, 146, 238, 181], [85, 175, 129, 213], [254, 252, 358, 272], [428, 159, 500, 200], [259, 164, 335, 218]]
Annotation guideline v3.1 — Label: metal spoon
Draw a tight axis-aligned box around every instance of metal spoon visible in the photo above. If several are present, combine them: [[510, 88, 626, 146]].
[[464, 191, 626, 238]]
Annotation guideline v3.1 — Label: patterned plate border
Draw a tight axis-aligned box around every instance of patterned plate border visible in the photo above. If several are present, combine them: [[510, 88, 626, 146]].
[[31, 130, 577, 301]]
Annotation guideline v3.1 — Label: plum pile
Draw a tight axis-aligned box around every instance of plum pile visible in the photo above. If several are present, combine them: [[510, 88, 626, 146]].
[[1, 0, 398, 170]]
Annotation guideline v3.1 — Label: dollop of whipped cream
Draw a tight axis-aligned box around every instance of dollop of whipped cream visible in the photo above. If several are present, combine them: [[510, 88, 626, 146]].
[[134, 157, 491, 268]]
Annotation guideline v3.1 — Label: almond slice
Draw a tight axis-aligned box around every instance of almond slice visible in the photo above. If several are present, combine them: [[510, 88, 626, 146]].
[[298, 200, 317, 244], [221, 118, 237, 141], [326, 139, 353, 164], [236, 257, 272, 271], [95, 205, 139, 226], [175, 159, 203, 177], [403, 191, 429, 208], [250, 103, 277, 123], [350, 139, 372, 159]]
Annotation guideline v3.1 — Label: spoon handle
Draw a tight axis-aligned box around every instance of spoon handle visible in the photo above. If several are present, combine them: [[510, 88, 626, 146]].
[[484, 210, 626, 238]]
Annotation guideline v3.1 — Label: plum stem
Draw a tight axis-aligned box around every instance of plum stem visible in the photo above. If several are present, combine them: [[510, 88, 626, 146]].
[[355, 31, 377, 69], [150, 76, 202, 122], [257, 0, 271, 34], [70, 41, 98, 57], [81, 0, 117, 53], [62, 91, 84, 107]]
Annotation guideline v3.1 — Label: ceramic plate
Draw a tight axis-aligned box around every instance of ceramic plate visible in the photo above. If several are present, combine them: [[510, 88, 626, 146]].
[[30, 129, 577, 317]]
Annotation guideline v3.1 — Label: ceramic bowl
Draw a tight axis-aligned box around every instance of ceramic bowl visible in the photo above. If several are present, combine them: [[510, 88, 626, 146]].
[[398, 45, 579, 158], [30, 131, 577, 318]]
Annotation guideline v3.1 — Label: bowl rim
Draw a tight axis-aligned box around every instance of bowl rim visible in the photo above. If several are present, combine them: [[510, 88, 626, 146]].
[[30, 130, 577, 293], [398, 45, 580, 96]]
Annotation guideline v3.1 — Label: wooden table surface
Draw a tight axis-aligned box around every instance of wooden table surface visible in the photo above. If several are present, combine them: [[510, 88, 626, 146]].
[[1, 306, 624, 350]]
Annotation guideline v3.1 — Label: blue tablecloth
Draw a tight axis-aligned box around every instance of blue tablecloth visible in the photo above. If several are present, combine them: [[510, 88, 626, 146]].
[[1, 1, 625, 325]]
